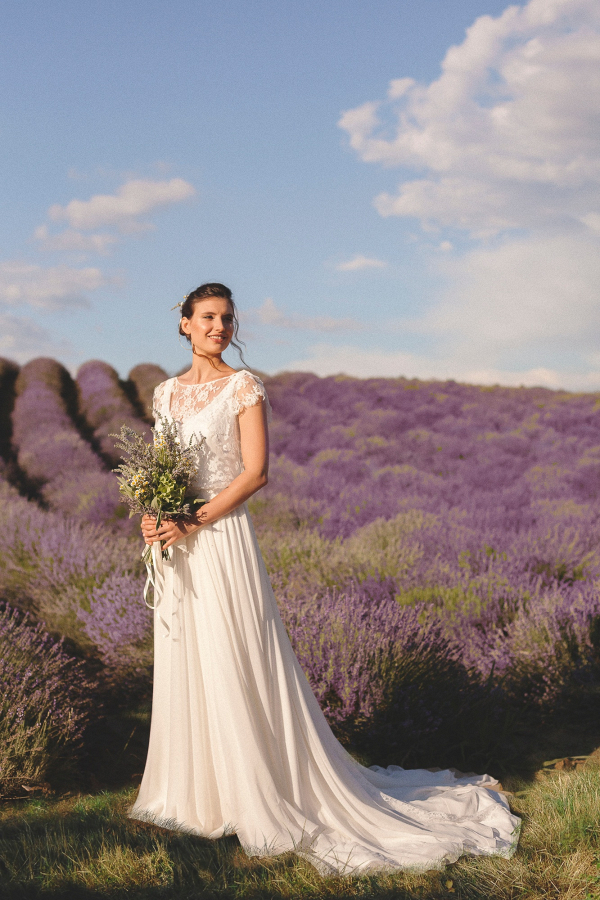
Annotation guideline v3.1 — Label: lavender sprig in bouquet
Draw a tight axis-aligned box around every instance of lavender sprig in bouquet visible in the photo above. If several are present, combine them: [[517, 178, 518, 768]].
[[112, 415, 206, 565]]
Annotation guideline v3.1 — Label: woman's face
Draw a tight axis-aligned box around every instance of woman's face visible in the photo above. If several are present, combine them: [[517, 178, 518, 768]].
[[181, 297, 235, 356]]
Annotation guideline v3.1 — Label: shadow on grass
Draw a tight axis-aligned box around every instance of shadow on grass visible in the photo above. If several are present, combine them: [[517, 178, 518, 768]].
[[76, 704, 153, 794], [0, 791, 449, 900], [492, 681, 600, 781], [343, 677, 600, 785]]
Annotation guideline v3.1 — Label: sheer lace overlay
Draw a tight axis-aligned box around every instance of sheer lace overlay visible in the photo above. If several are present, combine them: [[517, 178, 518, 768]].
[[152, 371, 271, 500]]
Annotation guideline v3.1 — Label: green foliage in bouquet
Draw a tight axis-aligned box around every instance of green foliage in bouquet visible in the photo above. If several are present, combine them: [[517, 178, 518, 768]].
[[111, 416, 206, 559]]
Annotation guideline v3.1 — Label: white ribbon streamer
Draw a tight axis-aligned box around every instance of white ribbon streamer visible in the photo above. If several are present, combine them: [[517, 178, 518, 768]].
[[143, 541, 173, 638]]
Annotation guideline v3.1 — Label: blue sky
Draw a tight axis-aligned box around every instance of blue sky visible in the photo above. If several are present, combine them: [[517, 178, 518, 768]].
[[2, 0, 599, 389]]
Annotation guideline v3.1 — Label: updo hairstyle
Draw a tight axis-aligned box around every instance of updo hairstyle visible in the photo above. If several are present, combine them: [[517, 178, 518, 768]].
[[179, 282, 246, 364]]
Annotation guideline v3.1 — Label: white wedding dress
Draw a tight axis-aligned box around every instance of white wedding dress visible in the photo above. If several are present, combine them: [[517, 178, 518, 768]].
[[130, 370, 520, 875]]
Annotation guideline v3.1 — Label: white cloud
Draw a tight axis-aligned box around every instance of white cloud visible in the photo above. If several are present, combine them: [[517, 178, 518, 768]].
[[248, 297, 361, 332], [282, 343, 600, 391], [34, 177, 196, 259], [581, 212, 600, 234], [0, 312, 70, 362], [336, 254, 387, 272], [47, 178, 196, 232], [427, 233, 600, 354], [284, 232, 600, 389], [284, 344, 425, 379], [336, 0, 600, 390], [34, 225, 118, 255], [0, 262, 109, 310], [339, 0, 600, 236]]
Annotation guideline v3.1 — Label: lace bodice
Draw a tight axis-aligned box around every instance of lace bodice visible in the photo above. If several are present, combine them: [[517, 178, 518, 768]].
[[153, 370, 271, 500]]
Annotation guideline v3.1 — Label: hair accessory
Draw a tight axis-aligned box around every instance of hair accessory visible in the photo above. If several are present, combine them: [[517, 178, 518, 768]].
[[170, 294, 189, 312]]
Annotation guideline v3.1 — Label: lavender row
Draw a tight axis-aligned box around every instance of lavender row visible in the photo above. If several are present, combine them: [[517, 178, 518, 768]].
[[0, 358, 18, 469], [76, 360, 153, 466], [0, 601, 95, 791], [278, 574, 600, 764], [3, 356, 165, 526], [0, 476, 150, 665], [0, 359, 161, 786], [10, 358, 123, 522], [263, 372, 600, 538]]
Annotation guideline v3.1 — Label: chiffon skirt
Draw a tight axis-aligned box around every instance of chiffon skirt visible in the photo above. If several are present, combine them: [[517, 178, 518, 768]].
[[130, 503, 520, 874]]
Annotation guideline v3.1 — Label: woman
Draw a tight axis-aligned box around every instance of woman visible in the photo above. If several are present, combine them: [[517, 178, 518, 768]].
[[131, 282, 520, 875]]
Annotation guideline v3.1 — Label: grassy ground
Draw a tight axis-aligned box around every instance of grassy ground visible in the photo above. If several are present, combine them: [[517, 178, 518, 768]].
[[0, 770, 599, 899], [1, 689, 600, 899]]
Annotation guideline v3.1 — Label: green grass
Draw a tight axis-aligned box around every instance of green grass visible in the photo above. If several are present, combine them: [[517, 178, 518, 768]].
[[0, 768, 599, 899]]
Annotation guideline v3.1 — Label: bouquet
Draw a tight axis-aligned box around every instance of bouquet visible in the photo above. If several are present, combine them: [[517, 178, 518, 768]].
[[112, 415, 206, 567]]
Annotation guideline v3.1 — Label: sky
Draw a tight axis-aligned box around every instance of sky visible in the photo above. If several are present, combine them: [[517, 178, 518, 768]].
[[1, 0, 599, 389]]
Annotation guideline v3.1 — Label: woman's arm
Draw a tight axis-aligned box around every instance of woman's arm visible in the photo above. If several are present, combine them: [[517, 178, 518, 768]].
[[141, 399, 269, 550]]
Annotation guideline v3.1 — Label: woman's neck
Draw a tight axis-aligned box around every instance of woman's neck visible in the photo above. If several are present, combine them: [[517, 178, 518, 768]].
[[179, 354, 236, 385]]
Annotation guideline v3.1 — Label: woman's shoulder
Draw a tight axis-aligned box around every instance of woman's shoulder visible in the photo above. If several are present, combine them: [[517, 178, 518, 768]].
[[230, 368, 266, 387]]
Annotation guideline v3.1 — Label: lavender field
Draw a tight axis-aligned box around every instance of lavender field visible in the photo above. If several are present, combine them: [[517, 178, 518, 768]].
[[1, 356, 600, 897]]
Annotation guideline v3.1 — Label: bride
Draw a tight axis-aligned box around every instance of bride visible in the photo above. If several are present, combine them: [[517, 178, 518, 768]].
[[131, 282, 520, 875]]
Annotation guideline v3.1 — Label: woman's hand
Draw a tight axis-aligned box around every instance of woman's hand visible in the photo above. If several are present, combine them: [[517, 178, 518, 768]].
[[141, 514, 158, 545], [141, 514, 200, 551]]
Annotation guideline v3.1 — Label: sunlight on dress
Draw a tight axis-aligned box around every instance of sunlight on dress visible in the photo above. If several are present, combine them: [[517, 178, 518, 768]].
[[130, 370, 521, 875]]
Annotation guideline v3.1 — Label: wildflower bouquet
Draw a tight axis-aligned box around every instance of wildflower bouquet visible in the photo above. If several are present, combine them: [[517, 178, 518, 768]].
[[112, 415, 206, 564]]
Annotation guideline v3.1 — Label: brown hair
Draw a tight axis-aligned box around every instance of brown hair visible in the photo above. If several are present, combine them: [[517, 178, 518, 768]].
[[179, 282, 246, 365]]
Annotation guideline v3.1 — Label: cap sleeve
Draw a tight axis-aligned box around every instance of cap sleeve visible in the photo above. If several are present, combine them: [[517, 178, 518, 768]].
[[232, 371, 272, 422]]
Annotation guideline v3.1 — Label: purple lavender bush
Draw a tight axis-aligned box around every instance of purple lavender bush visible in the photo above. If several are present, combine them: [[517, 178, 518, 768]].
[[76, 360, 151, 466], [454, 580, 600, 705], [77, 570, 150, 669], [262, 373, 600, 539], [0, 479, 151, 668], [281, 580, 503, 767], [11, 358, 124, 524], [0, 602, 94, 791]]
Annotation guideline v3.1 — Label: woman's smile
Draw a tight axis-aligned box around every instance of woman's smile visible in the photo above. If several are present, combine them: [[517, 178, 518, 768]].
[[180, 296, 235, 356]]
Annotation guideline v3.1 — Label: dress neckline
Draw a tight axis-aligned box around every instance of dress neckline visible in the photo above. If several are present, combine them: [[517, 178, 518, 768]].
[[174, 372, 239, 388]]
